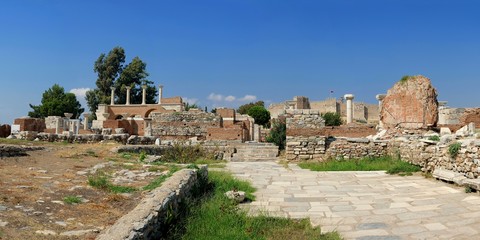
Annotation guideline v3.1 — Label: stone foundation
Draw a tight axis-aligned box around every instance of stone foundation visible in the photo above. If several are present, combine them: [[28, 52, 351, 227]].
[[96, 166, 208, 240], [0, 144, 44, 158]]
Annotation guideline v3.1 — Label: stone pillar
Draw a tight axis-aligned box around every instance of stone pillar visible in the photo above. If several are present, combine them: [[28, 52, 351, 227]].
[[375, 94, 386, 128], [110, 87, 115, 105], [375, 94, 386, 110], [344, 94, 354, 124], [158, 85, 163, 105], [126, 86, 131, 105], [55, 118, 61, 134], [83, 113, 90, 130], [144, 118, 152, 136], [141, 85, 147, 105]]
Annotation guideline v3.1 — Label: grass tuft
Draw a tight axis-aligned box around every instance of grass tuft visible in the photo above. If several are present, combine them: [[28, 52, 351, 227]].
[[63, 195, 82, 204], [88, 173, 136, 193], [298, 156, 420, 175]]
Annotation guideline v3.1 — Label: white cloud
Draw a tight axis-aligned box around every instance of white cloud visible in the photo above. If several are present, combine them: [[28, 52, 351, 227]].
[[207, 93, 224, 102], [69, 88, 90, 99], [225, 95, 236, 102], [239, 95, 257, 102], [183, 97, 199, 105]]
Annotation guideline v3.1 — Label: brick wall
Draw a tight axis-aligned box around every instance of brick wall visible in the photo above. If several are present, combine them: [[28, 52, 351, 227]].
[[14, 118, 46, 132], [207, 127, 243, 141]]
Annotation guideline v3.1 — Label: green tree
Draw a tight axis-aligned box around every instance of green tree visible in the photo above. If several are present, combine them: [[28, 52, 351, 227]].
[[237, 101, 265, 115], [184, 102, 199, 111], [85, 47, 157, 117], [322, 112, 342, 126], [266, 118, 286, 150], [247, 105, 271, 127], [29, 84, 84, 119]]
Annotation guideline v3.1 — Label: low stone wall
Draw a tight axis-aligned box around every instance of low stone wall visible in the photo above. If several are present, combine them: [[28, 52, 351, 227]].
[[12, 132, 156, 145], [325, 138, 388, 160], [0, 144, 44, 158], [96, 166, 208, 240], [286, 136, 326, 160], [389, 137, 480, 178], [286, 136, 388, 161]]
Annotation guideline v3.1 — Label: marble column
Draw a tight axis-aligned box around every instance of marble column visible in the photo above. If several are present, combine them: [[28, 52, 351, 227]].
[[142, 85, 147, 105], [83, 113, 90, 130], [110, 87, 115, 105], [344, 94, 354, 124], [158, 85, 163, 104], [375, 94, 386, 128], [126, 86, 131, 105]]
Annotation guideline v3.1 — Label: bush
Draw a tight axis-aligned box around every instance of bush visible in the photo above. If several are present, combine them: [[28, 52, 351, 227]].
[[162, 143, 214, 164], [266, 119, 286, 150], [247, 105, 271, 127], [448, 142, 462, 158], [321, 112, 342, 126]]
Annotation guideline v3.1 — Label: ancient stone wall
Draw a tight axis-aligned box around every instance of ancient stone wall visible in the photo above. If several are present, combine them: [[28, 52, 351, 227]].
[[14, 118, 46, 132], [286, 137, 387, 161], [150, 112, 221, 140], [0, 124, 11, 138], [286, 136, 326, 160], [325, 139, 388, 160], [96, 166, 208, 240], [207, 127, 244, 141], [381, 76, 438, 129]]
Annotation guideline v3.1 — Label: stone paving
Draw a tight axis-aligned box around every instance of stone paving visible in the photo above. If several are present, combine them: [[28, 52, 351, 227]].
[[226, 162, 480, 240]]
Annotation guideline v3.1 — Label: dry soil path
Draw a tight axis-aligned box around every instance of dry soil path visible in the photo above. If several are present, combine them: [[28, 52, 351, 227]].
[[227, 162, 480, 240]]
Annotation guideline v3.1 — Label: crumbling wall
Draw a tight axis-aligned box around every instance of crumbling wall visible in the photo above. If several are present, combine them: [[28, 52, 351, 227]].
[[14, 118, 46, 132], [381, 75, 438, 129]]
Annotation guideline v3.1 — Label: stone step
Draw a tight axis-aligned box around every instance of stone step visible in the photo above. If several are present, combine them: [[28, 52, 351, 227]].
[[228, 142, 279, 162], [231, 156, 278, 162]]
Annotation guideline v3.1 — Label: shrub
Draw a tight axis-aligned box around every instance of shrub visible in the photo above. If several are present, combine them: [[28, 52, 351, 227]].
[[400, 75, 413, 83], [266, 119, 286, 150], [448, 142, 462, 158], [161, 143, 214, 164], [321, 112, 342, 126]]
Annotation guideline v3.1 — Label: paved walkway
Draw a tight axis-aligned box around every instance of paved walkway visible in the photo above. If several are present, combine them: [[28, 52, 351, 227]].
[[226, 162, 480, 240]]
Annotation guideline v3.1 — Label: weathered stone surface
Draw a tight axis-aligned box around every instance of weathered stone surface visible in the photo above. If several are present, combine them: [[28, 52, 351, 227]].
[[381, 76, 438, 129], [0, 124, 11, 138], [225, 190, 246, 203]]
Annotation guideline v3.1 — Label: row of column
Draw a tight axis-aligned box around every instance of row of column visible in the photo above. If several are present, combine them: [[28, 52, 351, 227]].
[[110, 85, 164, 105]]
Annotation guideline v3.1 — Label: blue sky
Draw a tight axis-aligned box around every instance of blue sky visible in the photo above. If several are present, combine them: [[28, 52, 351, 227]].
[[1, 0, 479, 124]]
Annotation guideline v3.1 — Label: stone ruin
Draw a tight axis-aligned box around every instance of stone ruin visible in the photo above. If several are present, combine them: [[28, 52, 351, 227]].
[[380, 75, 438, 130]]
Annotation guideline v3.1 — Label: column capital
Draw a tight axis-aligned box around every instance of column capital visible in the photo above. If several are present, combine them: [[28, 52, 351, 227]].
[[142, 84, 147, 89], [110, 87, 115, 91], [344, 94, 355, 100], [159, 84, 164, 89], [375, 94, 386, 101], [126, 86, 132, 90]]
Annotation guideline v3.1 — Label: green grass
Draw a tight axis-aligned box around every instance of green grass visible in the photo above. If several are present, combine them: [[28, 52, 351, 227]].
[[175, 171, 341, 240], [143, 165, 182, 191], [87, 174, 137, 193], [298, 156, 421, 175], [194, 158, 226, 168], [63, 195, 82, 204], [428, 135, 440, 141]]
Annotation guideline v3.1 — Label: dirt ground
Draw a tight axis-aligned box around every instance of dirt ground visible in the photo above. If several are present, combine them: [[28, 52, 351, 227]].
[[0, 140, 169, 240]]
